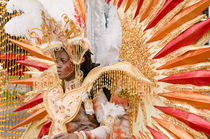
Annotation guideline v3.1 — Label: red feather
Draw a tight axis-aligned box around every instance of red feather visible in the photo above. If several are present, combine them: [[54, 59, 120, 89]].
[[14, 93, 44, 112], [38, 120, 52, 139], [147, 126, 167, 139], [154, 106, 210, 135], [159, 70, 210, 86], [133, 0, 144, 19], [147, 0, 210, 43], [105, 0, 111, 4], [144, 0, 183, 31], [117, 0, 124, 9], [8, 38, 53, 61], [153, 18, 210, 59], [16, 60, 50, 71]]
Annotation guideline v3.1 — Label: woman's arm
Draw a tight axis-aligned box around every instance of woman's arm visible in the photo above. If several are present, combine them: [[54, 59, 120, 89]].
[[78, 90, 112, 139], [76, 89, 127, 139]]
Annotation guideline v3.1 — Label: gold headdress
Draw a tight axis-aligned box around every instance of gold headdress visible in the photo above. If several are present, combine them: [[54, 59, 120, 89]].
[[30, 12, 90, 65]]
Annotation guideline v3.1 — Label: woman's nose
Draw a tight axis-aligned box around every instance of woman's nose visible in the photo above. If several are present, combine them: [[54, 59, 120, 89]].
[[57, 65, 61, 69], [56, 61, 62, 68]]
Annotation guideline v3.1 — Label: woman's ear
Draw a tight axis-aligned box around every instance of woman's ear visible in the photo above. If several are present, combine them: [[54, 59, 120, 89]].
[[80, 57, 85, 64]]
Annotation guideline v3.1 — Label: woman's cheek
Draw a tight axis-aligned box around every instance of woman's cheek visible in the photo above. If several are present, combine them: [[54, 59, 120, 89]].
[[64, 61, 74, 74]]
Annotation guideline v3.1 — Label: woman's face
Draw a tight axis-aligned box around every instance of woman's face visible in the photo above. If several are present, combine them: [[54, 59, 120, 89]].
[[55, 49, 74, 80]]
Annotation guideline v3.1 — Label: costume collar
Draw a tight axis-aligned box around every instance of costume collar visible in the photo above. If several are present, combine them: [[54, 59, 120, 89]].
[[64, 73, 83, 92]]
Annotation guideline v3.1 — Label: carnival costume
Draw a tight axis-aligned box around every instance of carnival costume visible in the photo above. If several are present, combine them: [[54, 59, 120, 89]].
[[3, 0, 210, 138]]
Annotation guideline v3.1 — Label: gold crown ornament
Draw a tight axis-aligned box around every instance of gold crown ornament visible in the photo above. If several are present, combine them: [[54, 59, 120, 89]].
[[30, 12, 90, 65]]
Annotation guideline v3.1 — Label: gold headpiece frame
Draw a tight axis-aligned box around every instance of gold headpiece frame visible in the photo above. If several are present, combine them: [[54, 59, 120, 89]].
[[29, 12, 90, 65]]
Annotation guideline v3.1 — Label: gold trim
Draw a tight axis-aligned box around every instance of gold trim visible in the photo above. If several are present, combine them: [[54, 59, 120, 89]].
[[44, 85, 86, 138]]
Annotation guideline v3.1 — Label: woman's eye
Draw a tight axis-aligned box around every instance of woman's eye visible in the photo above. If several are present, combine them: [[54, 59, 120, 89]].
[[62, 60, 67, 64]]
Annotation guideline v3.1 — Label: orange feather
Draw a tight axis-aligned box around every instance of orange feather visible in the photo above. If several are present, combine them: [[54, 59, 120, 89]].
[[10, 108, 47, 130], [152, 117, 194, 139], [124, 0, 134, 13], [8, 38, 53, 61], [9, 77, 37, 86], [140, 0, 160, 22], [75, 0, 86, 24], [159, 91, 210, 109], [157, 47, 210, 70]]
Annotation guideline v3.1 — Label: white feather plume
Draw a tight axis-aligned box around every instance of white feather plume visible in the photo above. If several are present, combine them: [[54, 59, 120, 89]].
[[5, 0, 76, 40], [86, 0, 122, 66], [36, 0, 76, 26], [5, 0, 43, 38], [95, 3, 122, 67]]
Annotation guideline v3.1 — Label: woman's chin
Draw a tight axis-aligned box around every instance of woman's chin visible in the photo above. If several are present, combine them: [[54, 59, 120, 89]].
[[58, 75, 65, 80]]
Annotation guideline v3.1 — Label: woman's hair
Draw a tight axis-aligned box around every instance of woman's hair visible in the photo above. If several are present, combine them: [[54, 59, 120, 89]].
[[80, 50, 96, 78], [81, 51, 111, 101]]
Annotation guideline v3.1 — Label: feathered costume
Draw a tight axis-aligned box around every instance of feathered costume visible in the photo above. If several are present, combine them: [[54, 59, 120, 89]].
[[3, 0, 210, 138]]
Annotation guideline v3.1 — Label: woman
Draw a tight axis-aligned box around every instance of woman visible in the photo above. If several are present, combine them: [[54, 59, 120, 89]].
[[51, 47, 130, 139]]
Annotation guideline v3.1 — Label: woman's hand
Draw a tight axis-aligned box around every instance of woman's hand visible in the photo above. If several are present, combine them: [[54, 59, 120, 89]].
[[53, 133, 78, 139]]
